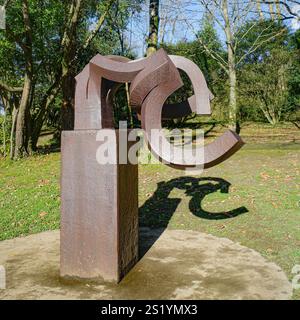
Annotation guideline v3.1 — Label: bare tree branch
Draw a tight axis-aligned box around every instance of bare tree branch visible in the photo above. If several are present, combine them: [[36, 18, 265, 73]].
[[0, 80, 23, 93], [236, 27, 286, 66], [264, 0, 300, 19], [183, 15, 229, 73], [82, 0, 115, 50]]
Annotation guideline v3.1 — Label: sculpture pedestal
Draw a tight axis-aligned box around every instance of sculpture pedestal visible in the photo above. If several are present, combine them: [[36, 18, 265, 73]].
[[0, 229, 292, 299], [60, 130, 138, 282]]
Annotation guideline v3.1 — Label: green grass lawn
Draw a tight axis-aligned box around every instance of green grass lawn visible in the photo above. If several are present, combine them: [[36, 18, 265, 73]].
[[0, 123, 300, 299]]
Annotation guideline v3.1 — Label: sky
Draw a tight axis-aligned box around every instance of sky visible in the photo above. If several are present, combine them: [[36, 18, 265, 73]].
[[127, 0, 300, 58]]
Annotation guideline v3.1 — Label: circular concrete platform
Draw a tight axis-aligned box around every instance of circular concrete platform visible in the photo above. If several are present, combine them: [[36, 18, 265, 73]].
[[0, 228, 292, 300]]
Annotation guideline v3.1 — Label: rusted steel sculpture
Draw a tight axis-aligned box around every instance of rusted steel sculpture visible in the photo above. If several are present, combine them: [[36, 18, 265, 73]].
[[61, 49, 244, 282]]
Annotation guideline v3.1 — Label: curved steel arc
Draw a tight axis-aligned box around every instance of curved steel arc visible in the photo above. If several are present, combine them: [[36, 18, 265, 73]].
[[74, 49, 244, 169]]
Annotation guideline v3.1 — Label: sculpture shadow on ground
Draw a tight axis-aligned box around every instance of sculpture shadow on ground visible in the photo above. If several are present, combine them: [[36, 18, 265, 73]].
[[139, 176, 249, 258]]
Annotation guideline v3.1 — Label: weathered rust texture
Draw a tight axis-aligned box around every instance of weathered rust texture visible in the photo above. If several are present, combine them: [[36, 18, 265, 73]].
[[61, 130, 138, 282], [74, 48, 244, 169], [61, 48, 244, 282]]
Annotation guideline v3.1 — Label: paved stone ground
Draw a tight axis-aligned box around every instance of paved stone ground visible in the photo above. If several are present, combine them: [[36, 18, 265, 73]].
[[0, 228, 292, 300]]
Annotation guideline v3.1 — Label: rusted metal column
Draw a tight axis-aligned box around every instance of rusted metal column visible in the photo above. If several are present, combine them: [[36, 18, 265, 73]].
[[61, 130, 138, 282]]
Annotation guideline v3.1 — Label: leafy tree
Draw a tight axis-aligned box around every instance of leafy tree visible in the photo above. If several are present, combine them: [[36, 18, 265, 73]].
[[0, 0, 140, 158], [239, 48, 294, 125], [237, 20, 298, 125]]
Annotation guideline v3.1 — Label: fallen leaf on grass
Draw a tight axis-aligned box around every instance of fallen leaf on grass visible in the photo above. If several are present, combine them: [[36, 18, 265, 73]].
[[38, 179, 50, 187], [39, 211, 48, 218], [271, 202, 278, 208], [260, 172, 270, 180]]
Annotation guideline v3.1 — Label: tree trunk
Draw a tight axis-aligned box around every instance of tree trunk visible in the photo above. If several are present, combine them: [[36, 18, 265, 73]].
[[256, 0, 264, 20], [269, 3, 275, 20], [275, 0, 281, 20], [1, 98, 6, 156], [228, 66, 238, 132], [13, 0, 33, 158], [30, 107, 46, 151], [61, 72, 76, 131], [14, 74, 32, 158], [10, 106, 18, 159], [222, 0, 239, 132], [147, 0, 160, 57]]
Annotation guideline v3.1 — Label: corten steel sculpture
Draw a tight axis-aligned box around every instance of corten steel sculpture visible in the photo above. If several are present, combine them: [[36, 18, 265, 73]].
[[61, 49, 244, 282]]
